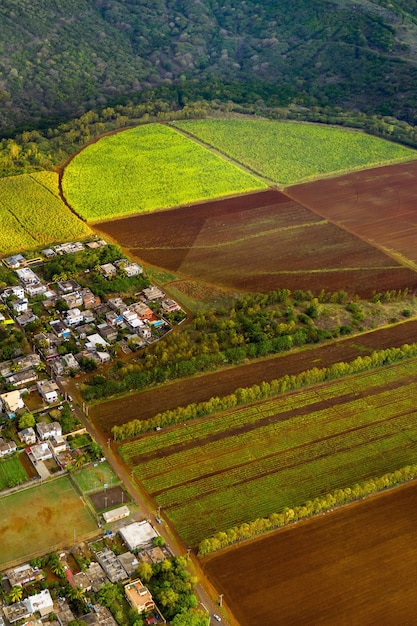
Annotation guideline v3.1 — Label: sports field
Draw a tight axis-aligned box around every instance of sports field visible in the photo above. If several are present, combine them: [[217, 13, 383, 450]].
[[0, 171, 91, 254], [73, 461, 120, 493], [173, 119, 417, 184], [62, 123, 267, 221], [120, 356, 417, 546], [0, 476, 98, 566]]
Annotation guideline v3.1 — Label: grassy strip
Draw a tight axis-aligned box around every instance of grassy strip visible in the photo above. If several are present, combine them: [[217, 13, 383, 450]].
[[62, 123, 267, 221], [172, 119, 417, 185], [198, 464, 417, 556], [0, 456, 28, 489]]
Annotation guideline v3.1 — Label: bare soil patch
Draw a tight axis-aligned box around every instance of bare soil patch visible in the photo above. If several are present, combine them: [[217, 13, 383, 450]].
[[89, 485, 127, 511], [92, 319, 417, 435], [95, 189, 417, 297], [287, 160, 417, 270], [203, 481, 417, 626]]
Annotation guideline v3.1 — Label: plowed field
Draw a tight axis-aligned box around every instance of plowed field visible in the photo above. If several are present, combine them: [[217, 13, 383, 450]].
[[96, 189, 417, 296], [203, 481, 417, 626], [287, 160, 417, 270], [92, 319, 417, 435]]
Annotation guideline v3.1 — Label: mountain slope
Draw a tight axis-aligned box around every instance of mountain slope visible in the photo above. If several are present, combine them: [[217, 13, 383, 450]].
[[2, 0, 417, 131]]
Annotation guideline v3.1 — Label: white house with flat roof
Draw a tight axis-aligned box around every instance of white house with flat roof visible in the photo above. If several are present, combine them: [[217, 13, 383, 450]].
[[37, 380, 59, 404], [0, 390, 25, 415], [25, 589, 54, 617], [119, 520, 158, 551]]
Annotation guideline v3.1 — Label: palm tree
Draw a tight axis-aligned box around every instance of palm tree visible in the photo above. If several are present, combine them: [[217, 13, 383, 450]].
[[9, 586, 23, 603]]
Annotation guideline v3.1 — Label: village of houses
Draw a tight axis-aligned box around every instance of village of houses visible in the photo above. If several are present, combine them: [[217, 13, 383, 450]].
[[0, 239, 186, 626]]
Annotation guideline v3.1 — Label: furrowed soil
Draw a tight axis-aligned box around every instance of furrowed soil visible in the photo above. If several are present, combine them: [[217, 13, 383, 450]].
[[287, 160, 417, 270], [92, 319, 417, 435], [203, 480, 417, 626], [95, 189, 417, 297]]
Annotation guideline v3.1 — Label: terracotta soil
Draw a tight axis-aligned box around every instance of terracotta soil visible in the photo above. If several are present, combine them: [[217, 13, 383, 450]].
[[287, 160, 417, 270], [94, 189, 417, 297], [203, 480, 417, 626], [92, 319, 417, 435]]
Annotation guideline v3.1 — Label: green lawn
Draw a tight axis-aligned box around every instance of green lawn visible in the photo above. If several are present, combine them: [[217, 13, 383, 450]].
[[120, 357, 417, 546], [0, 171, 91, 255], [173, 119, 417, 185], [0, 476, 98, 566], [73, 461, 120, 493], [0, 455, 28, 489], [62, 123, 267, 221]]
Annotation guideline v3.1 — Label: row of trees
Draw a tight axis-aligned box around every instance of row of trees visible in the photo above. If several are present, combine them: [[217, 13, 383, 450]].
[[197, 463, 417, 556], [112, 342, 417, 439]]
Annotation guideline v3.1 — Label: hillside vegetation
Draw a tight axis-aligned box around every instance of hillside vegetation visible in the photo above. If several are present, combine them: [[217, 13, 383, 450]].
[[3, 1, 417, 132]]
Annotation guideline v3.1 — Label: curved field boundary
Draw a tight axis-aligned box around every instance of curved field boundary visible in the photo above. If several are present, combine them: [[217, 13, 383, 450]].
[[172, 119, 417, 185], [61, 123, 267, 222]]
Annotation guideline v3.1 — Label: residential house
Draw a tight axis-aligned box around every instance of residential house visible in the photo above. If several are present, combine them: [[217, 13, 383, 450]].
[[62, 291, 83, 309], [49, 435, 67, 455], [57, 279, 81, 294], [98, 324, 118, 343], [85, 334, 109, 352], [37, 380, 59, 404], [36, 421, 62, 440], [114, 259, 142, 277], [96, 549, 127, 583], [62, 353, 80, 372], [118, 552, 139, 577], [83, 309, 96, 324], [16, 309, 38, 327], [122, 310, 141, 330], [0, 440, 17, 457], [4, 563, 43, 588], [6, 368, 38, 387], [0, 390, 25, 415], [25, 283, 47, 298], [106, 311, 124, 327], [3, 601, 31, 623], [161, 298, 181, 313], [42, 248, 56, 258], [54, 242, 84, 255], [119, 521, 158, 551], [50, 319, 71, 338], [12, 298, 29, 313], [65, 308, 84, 327], [100, 263, 117, 278], [74, 323, 95, 339], [81, 604, 118, 626], [25, 589, 54, 617], [28, 442, 53, 462], [82, 288, 101, 309], [4, 253, 26, 269], [143, 286, 165, 301], [137, 325, 152, 341], [15, 267, 40, 286], [86, 239, 107, 249], [2, 286, 25, 301], [18, 427, 37, 446], [107, 298, 126, 312], [84, 562, 108, 593], [14, 353, 41, 371], [124, 579, 155, 614]]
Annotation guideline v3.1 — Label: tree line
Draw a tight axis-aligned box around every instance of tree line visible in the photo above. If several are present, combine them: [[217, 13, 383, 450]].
[[111, 342, 417, 439], [197, 463, 417, 556]]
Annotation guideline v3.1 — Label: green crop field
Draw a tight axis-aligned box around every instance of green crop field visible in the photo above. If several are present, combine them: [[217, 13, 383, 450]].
[[0, 456, 28, 490], [73, 461, 120, 493], [172, 119, 417, 185], [120, 357, 417, 546], [0, 171, 91, 255], [62, 123, 267, 221], [0, 476, 98, 566]]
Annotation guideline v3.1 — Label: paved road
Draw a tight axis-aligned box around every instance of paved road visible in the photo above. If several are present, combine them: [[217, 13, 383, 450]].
[[59, 378, 232, 626]]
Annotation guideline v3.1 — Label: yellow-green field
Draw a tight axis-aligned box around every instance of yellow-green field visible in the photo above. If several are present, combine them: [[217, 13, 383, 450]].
[[0, 171, 91, 255], [62, 123, 267, 221], [173, 119, 417, 184]]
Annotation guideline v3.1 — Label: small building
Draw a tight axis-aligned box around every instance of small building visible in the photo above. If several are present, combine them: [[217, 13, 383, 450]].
[[57, 279, 81, 294], [119, 520, 158, 551], [7, 368, 38, 387], [42, 248, 56, 259], [72, 571, 92, 592], [3, 601, 31, 623], [161, 298, 181, 313], [84, 562, 108, 593], [62, 291, 83, 309], [15, 267, 40, 286], [81, 604, 118, 626], [16, 310, 38, 327], [36, 421, 62, 440], [12, 298, 29, 313], [29, 442, 53, 462], [98, 324, 118, 343], [2, 285, 25, 301], [4, 253, 26, 269], [82, 288, 101, 309], [49, 435, 67, 455], [61, 352, 80, 372], [107, 298, 126, 312], [96, 548, 127, 583], [114, 259, 143, 277], [25, 283, 47, 298], [50, 319, 71, 338], [124, 579, 155, 614], [0, 390, 25, 415], [102, 505, 130, 524], [18, 427, 37, 446], [143, 286, 165, 301], [65, 308, 84, 327], [100, 263, 117, 278], [118, 551, 139, 577], [0, 441, 17, 457], [37, 380, 59, 404], [4, 563, 44, 588], [85, 334, 109, 351], [25, 589, 54, 617]]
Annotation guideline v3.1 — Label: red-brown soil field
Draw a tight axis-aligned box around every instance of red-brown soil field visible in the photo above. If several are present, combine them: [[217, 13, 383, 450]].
[[89, 485, 127, 511], [287, 160, 417, 270], [204, 481, 417, 626], [95, 189, 417, 297], [92, 319, 417, 435]]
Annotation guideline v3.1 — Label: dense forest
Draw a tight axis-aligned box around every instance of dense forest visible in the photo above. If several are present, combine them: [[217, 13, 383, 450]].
[[3, 0, 417, 134]]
